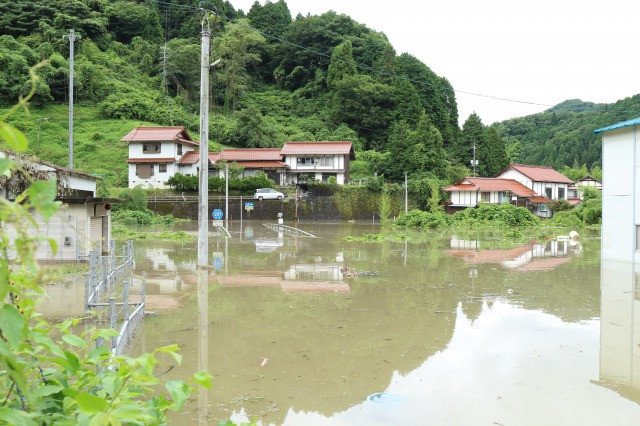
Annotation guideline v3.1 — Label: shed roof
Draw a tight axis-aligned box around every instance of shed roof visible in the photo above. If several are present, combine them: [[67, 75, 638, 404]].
[[281, 141, 355, 158], [501, 164, 573, 184], [218, 148, 282, 161], [594, 117, 640, 134], [444, 177, 536, 197], [121, 126, 197, 145]]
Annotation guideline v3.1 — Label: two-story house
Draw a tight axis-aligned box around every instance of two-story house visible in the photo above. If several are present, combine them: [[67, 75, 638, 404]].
[[280, 141, 355, 185], [495, 164, 573, 201], [124, 126, 198, 188]]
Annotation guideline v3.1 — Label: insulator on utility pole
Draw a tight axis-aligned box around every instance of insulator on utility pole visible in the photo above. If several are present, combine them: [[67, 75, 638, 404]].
[[63, 29, 80, 169], [197, 13, 211, 267]]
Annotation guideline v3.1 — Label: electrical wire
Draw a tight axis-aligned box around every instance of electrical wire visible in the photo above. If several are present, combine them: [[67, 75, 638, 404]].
[[250, 28, 552, 107]]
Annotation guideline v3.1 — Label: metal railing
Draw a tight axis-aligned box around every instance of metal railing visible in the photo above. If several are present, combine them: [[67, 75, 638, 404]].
[[263, 223, 318, 238], [85, 240, 146, 356]]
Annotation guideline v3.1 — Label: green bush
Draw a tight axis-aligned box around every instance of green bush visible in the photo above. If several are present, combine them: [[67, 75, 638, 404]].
[[395, 209, 449, 228], [114, 186, 148, 211], [166, 172, 276, 194], [451, 203, 539, 227], [111, 208, 175, 225]]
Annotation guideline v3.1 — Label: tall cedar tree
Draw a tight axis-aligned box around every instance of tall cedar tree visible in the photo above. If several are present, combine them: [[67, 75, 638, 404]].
[[484, 127, 509, 176], [214, 19, 266, 111], [327, 41, 357, 89], [455, 113, 486, 175]]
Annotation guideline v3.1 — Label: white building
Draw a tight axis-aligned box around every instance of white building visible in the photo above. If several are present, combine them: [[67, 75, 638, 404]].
[[444, 177, 552, 217], [595, 117, 640, 262], [280, 141, 355, 185], [495, 163, 573, 201], [1, 151, 114, 260], [124, 126, 199, 188]]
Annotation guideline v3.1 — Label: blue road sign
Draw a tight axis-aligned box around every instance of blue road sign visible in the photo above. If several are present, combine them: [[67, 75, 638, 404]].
[[213, 256, 224, 271], [212, 209, 224, 220], [244, 201, 254, 211]]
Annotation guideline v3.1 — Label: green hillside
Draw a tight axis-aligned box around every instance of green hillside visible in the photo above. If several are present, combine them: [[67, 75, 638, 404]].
[[0, 0, 476, 185], [495, 94, 640, 169]]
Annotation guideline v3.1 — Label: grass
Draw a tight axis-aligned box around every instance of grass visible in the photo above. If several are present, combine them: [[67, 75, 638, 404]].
[[112, 224, 195, 242], [41, 262, 89, 284], [1, 103, 227, 189]]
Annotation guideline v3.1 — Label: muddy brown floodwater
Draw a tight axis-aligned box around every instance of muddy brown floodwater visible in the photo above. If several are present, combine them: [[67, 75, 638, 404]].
[[53, 221, 640, 425]]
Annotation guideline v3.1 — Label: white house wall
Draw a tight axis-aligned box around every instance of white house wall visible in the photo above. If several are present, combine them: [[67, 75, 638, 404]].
[[601, 127, 637, 262], [498, 169, 568, 200]]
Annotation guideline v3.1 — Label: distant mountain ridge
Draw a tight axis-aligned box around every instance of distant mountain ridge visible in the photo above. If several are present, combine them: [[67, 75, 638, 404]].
[[495, 94, 640, 168]]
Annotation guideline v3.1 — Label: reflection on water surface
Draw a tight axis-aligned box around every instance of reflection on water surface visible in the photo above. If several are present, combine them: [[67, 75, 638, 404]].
[[121, 222, 640, 425]]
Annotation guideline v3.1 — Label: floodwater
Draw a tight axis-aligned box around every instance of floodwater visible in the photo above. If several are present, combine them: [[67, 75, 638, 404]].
[[68, 221, 640, 424]]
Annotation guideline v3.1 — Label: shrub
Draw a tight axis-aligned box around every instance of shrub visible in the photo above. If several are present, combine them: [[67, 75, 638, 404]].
[[549, 199, 572, 213], [167, 172, 275, 194], [395, 209, 449, 228], [111, 209, 175, 225], [114, 186, 148, 211], [451, 203, 539, 227], [167, 173, 198, 191]]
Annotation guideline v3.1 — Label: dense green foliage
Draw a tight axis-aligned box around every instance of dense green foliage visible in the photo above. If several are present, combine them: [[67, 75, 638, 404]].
[[549, 187, 602, 226], [0, 98, 210, 423], [496, 96, 640, 168], [166, 171, 275, 193], [0, 0, 474, 186]]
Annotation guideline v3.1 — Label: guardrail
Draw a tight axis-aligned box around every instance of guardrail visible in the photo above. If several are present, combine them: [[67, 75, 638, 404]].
[[86, 241, 146, 356]]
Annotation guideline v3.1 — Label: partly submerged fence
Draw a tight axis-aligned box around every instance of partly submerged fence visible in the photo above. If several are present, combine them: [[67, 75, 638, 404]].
[[85, 240, 146, 355]]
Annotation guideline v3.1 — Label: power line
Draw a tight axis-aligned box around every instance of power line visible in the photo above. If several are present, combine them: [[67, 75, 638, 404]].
[[245, 24, 552, 107]]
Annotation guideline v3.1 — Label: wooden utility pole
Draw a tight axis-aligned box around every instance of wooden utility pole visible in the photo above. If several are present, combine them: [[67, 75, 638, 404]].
[[64, 29, 80, 169], [197, 13, 211, 267], [404, 171, 408, 214]]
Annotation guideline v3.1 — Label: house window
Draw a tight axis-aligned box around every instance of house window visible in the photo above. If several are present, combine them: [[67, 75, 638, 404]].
[[568, 188, 577, 198], [316, 156, 334, 167], [159, 163, 167, 173], [545, 187, 552, 199], [558, 188, 565, 200], [177, 144, 183, 155], [143, 143, 161, 154], [481, 192, 491, 202], [135, 164, 154, 178], [297, 157, 315, 166]]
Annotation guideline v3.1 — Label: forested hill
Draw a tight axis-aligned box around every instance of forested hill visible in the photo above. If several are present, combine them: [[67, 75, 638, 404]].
[[0, 0, 462, 187], [495, 95, 640, 169]]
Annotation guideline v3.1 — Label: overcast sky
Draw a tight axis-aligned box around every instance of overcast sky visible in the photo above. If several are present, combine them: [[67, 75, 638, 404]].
[[233, 0, 640, 125]]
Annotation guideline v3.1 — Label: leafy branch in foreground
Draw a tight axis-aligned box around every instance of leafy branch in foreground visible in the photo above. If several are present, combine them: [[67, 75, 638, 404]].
[[0, 69, 211, 424]]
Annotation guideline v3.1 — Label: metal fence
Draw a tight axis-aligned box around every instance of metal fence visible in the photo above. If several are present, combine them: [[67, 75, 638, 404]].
[[85, 240, 146, 356]]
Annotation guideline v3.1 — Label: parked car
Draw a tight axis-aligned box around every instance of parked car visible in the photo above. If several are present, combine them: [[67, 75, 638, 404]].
[[254, 188, 284, 200]]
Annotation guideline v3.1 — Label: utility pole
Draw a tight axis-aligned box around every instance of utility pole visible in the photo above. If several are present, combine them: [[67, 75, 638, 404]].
[[471, 141, 478, 176], [64, 29, 80, 169], [161, 42, 168, 94], [197, 13, 211, 267], [225, 163, 229, 230], [404, 171, 408, 214]]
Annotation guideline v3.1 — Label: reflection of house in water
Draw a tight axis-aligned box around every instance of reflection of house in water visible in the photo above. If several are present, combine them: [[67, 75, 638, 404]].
[[217, 255, 349, 294], [597, 259, 640, 403], [136, 247, 195, 294], [253, 237, 284, 253], [448, 237, 577, 272]]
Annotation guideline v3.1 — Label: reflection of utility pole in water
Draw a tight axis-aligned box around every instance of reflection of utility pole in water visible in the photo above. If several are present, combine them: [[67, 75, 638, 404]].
[[197, 268, 209, 423], [404, 240, 408, 266]]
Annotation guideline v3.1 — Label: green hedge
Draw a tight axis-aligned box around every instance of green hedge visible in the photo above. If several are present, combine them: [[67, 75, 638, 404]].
[[166, 173, 275, 194]]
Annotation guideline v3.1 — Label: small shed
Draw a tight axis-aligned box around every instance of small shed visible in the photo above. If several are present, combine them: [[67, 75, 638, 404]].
[[1, 151, 115, 260]]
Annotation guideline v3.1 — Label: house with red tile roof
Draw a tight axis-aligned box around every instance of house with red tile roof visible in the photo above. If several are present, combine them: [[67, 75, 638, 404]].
[[444, 164, 574, 218], [280, 141, 355, 184], [495, 164, 573, 201], [124, 126, 200, 188], [124, 126, 356, 187], [214, 148, 288, 184], [444, 176, 550, 210]]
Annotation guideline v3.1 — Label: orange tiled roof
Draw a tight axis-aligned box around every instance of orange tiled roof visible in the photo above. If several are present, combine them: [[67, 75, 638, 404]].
[[127, 157, 175, 164], [281, 141, 354, 157], [444, 178, 536, 197], [504, 164, 573, 184], [217, 148, 282, 161], [529, 196, 551, 204], [233, 160, 288, 169], [121, 126, 197, 145], [178, 151, 199, 165]]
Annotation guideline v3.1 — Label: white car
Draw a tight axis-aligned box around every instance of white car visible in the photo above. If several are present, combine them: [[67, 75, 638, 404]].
[[254, 188, 284, 200]]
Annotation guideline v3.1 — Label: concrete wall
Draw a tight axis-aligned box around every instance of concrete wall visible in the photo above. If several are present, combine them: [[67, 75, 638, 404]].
[[601, 126, 638, 262]]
